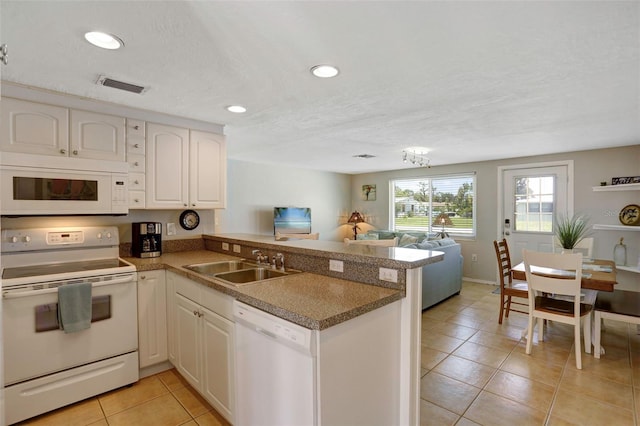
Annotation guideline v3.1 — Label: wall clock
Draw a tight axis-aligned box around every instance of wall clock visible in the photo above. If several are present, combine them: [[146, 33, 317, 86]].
[[179, 210, 200, 230], [619, 204, 640, 226]]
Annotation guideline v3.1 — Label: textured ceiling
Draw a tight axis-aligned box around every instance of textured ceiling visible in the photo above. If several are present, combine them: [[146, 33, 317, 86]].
[[1, 1, 638, 174]]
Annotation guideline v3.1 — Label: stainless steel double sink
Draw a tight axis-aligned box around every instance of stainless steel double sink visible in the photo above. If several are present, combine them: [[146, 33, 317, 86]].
[[183, 260, 301, 286]]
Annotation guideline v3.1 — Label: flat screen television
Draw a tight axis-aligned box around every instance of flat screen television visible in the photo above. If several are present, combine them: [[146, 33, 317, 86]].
[[273, 207, 311, 234]]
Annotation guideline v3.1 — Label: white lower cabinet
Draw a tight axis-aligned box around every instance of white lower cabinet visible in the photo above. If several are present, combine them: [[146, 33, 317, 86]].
[[137, 270, 168, 368], [168, 272, 234, 423]]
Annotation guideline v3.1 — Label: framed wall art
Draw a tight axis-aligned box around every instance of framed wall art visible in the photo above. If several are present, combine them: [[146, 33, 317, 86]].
[[362, 184, 376, 201]]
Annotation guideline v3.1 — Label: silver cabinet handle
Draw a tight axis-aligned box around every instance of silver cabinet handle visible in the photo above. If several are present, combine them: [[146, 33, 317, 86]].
[[72, 150, 78, 155], [133, 125, 140, 130], [134, 161, 139, 166], [60, 149, 66, 154], [134, 143, 140, 148]]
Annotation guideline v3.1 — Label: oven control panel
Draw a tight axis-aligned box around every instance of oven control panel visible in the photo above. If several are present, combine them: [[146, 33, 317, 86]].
[[2, 226, 119, 253]]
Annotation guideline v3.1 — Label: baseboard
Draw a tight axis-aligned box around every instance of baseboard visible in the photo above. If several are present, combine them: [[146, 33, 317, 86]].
[[462, 277, 497, 286], [139, 361, 173, 379]]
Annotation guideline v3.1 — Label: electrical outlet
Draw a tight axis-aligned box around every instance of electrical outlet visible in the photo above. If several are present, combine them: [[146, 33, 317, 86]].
[[233, 244, 241, 253], [329, 259, 344, 272], [166, 223, 176, 236], [222, 242, 229, 251], [471, 254, 478, 262], [379, 267, 398, 283]]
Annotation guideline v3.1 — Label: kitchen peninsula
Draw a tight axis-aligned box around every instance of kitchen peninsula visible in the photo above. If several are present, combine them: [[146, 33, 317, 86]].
[[127, 234, 444, 425]]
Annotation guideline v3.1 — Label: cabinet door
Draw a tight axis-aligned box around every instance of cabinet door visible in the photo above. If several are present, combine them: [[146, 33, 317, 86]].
[[175, 293, 202, 390], [146, 123, 189, 209], [70, 109, 125, 161], [201, 307, 234, 423], [137, 270, 168, 368], [189, 130, 227, 209], [1, 97, 69, 156]]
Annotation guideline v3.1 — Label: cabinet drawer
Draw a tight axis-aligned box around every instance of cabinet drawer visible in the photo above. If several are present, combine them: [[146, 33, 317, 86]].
[[127, 137, 145, 155], [127, 119, 145, 138], [175, 276, 201, 304], [129, 191, 146, 209], [128, 154, 146, 173], [200, 286, 234, 322], [129, 173, 145, 190]]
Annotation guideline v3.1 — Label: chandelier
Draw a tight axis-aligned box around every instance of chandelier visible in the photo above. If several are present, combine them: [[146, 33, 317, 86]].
[[402, 149, 431, 168]]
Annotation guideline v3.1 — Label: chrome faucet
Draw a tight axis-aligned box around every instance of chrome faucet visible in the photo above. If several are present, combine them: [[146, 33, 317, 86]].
[[251, 249, 269, 264], [273, 253, 285, 270]]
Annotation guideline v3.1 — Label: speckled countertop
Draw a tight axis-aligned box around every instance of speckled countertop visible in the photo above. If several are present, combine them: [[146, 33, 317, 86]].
[[124, 250, 404, 330]]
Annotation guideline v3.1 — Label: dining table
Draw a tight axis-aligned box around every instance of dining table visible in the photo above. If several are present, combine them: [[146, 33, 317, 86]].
[[511, 259, 618, 292]]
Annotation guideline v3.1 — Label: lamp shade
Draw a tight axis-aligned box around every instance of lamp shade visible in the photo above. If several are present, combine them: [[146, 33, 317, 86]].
[[348, 211, 365, 224]]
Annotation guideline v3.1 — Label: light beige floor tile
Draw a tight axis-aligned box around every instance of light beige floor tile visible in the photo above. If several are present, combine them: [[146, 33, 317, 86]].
[[179, 421, 197, 426], [419, 372, 480, 415], [500, 351, 564, 387], [422, 332, 466, 353], [172, 386, 214, 418], [511, 340, 572, 366], [433, 355, 497, 388], [157, 368, 191, 392], [421, 346, 449, 371], [544, 415, 580, 425], [564, 345, 633, 385], [87, 419, 109, 426], [455, 417, 482, 426], [635, 387, 640, 424], [468, 330, 521, 352], [446, 313, 486, 330], [20, 398, 104, 426], [550, 389, 635, 425], [559, 367, 634, 410], [98, 375, 170, 416], [484, 370, 555, 412], [419, 399, 459, 426], [464, 390, 546, 426], [106, 393, 191, 426], [452, 340, 510, 368], [194, 410, 232, 426], [427, 321, 479, 340]]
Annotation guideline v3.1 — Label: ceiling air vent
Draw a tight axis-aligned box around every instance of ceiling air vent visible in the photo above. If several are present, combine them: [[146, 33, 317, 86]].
[[96, 75, 147, 94]]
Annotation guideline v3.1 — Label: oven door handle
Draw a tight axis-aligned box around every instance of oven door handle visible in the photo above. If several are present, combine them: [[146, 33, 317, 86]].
[[2, 274, 136, 299]]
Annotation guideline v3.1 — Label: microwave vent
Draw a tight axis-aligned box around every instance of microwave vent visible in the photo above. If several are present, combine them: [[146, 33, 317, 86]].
[[96, 75, 147, 94]]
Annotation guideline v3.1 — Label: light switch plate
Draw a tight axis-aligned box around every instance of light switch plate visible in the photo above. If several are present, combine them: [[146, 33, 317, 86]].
[[222, 242, 229, 251], [166, 223, 176, 236], [233, 244, 241, 253], [379, 267, 398, 283]]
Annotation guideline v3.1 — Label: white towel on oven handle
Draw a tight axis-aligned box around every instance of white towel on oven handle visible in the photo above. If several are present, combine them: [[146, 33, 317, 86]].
[[57, 282, 92, 333]]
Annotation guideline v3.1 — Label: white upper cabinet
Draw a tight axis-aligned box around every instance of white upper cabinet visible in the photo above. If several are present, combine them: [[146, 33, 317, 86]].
[[70, 109, 126, 161], [1, 97, 69, 156], [1, 97, 126, 162], [146, 123, 226, 209], [190, 130, 227, 209]]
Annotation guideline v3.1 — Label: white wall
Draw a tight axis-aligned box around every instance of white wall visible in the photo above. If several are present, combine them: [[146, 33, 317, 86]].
[[216, 159, 353, 241], [351, 146, 640, 289]]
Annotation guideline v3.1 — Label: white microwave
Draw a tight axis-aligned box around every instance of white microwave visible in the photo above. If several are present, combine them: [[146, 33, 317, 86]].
[[1, 153, 129, 216]]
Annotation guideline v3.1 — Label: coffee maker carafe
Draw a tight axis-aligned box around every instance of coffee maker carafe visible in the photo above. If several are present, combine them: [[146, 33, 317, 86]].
[[132, 222, 162, 258]]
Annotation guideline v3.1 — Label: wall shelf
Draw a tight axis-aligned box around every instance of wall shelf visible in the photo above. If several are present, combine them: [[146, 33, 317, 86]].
[[593, 224, 640, 231], [616, 265, 640, 274], [592, 183, 640, 192]]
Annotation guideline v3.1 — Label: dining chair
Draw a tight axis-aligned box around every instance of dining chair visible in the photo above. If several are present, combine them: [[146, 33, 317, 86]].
[[552, 236, 594, 259], [275, 232, 319, 240], [593, 290, 640, 359], [523, 249, 597, 369], [493, 239, 528, 324]]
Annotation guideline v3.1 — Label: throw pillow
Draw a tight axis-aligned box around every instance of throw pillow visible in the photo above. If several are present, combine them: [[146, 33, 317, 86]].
[[399, 234, 419, 247]]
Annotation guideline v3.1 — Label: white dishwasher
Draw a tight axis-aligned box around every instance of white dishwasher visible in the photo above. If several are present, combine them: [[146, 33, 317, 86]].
[[233, 300, 318, 426]]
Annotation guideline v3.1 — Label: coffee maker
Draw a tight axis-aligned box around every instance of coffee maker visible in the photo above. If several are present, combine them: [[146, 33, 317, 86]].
[[132, 222, 162, 258]]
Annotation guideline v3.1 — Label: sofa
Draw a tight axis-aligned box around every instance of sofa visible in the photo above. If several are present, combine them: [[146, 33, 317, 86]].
[[362, 230, 463, 310]]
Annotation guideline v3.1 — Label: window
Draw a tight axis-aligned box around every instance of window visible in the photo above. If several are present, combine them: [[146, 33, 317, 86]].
[[513, 175, 554, 232], [391, 174, 475, 237]]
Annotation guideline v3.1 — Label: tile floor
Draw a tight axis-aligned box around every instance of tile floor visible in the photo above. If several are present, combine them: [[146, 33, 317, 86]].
[[16, 368, 230, 426], [14, 281, 640, 425]]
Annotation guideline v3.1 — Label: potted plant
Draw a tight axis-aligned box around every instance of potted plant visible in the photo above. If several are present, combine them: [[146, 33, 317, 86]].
[[554, 213, 590, 251]]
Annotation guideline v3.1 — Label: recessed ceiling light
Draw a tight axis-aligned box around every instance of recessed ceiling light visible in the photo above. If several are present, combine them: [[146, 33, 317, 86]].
[[84, 31, 124, 50], [310, 65, 339, 78], [226, 105, 247, 113]]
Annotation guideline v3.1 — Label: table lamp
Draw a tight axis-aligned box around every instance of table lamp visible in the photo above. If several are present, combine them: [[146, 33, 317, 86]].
[[347, 211, 365, 240]]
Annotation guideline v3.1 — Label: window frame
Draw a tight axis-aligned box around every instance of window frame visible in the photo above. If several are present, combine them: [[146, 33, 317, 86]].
[[389, 173, 477, 238]]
